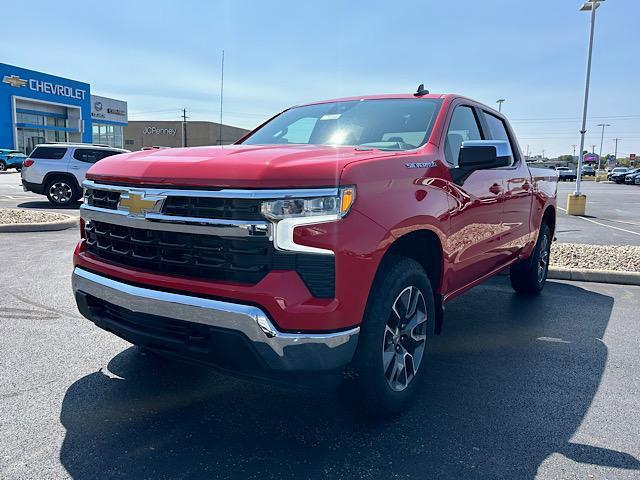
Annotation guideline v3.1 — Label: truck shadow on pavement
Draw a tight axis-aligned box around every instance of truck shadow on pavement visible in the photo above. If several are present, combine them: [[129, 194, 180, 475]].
[[17, 200, 81, 210], [58, 278, 640, 479]]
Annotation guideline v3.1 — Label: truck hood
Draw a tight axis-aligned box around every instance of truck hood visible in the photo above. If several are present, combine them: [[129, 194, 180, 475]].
[[87, 144, 399, 188]]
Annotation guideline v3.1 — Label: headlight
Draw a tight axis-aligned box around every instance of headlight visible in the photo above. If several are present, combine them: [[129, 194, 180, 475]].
[[261, 186, 356, 220]]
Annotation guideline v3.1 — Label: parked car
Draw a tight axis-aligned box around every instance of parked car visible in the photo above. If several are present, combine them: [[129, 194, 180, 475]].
[[71, 91, 557, 417], [612, 168, 638, 184], [608, 167, 629, 181], [21, 143, 128, 205], [0, 149, 27, 171], [635, 175, 640, 185], [624, 169, 640, 185], [556, 166, 577, 181], [582, 165, 596, 176]]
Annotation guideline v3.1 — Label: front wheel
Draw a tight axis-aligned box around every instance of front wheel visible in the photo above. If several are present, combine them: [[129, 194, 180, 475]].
[[345, 256, 435, 417], [510, 223, 552, 294], [0, 161, 6, 172]]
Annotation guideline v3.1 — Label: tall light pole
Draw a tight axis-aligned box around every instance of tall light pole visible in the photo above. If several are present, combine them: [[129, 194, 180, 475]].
[[613, 137, 620, 162], [597, 122, 610, 169], [496, 98, 505, 112], [570, 0, 605, 216]]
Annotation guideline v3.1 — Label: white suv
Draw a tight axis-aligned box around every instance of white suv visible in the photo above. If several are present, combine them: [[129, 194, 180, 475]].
[[21, 143, 128, 206]]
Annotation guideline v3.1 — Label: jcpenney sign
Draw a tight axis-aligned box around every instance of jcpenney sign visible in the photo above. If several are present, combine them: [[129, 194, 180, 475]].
[[143, 126, 177, 136]]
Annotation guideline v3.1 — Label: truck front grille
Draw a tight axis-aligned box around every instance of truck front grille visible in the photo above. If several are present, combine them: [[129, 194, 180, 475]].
[[162, 197, 264, 221], [85, 220, 335, 297], [86, 188, 120, 210]]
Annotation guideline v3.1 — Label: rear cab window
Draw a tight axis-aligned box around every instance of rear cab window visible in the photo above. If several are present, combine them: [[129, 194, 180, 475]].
[[29, 146, 67, 160], [481, 111, 519, 167]]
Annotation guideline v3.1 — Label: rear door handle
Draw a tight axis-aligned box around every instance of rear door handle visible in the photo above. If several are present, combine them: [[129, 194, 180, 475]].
[[489, 183, 503, 195]]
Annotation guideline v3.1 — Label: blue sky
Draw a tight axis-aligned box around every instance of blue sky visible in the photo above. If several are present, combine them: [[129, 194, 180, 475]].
[[3, 0, 638, 157]]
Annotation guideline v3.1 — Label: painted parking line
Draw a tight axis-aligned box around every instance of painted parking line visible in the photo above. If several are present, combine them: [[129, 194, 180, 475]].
[[558, 206, 640, 237], [0, 195, 40, 200]]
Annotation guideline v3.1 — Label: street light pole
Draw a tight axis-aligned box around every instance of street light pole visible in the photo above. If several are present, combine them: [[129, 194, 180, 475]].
[[597, 122, 610, 169], [496, 99, 505, 112], [574, 0, 603, 200]]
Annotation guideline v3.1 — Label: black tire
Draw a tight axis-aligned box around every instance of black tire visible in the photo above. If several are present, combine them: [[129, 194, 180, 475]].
[[510, 223, 552, 294], [45, 177, 78, 206], [0, 161, 6, 172], [345, 256, 435, 417]]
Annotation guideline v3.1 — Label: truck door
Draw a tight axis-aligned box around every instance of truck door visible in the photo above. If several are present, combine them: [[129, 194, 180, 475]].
[[480, 110, 533, 258], [443, 104, 507, 293]]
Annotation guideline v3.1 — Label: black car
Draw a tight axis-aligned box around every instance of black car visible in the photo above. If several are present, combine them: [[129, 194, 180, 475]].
[[608, 167, 629, 181], [612, 168, 638, 184], [624, 170, 640, 185]]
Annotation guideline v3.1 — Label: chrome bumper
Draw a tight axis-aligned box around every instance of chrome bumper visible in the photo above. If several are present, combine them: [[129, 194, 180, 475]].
[[72, 268, 359, 372]]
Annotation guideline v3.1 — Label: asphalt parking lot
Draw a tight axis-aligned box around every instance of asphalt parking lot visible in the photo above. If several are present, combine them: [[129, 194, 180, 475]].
[[556, 180, 640, 245], [1, 226, 640, 479]]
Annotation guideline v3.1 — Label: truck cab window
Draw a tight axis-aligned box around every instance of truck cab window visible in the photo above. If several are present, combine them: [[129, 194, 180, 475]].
[[445, 106, 482, 166], [483, 112, 516, 166]]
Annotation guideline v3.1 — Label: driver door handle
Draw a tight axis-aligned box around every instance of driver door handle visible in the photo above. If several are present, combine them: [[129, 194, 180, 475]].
[[489, 183, 503, 195]]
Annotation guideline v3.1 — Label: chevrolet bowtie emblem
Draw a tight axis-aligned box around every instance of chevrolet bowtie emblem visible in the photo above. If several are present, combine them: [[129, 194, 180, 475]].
[[2, 75, 27, 88], [118, 192, 165, 216]]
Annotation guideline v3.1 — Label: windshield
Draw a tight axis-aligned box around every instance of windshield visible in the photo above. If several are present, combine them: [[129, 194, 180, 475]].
[[241, 98, 442, 151]]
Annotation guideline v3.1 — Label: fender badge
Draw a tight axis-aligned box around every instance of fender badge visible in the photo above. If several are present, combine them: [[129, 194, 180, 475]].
[[405, 161, 437, 169]]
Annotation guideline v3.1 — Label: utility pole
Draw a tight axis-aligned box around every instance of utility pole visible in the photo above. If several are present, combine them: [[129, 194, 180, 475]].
[[219, 50, 225, 146], [597, 122, 610, 169], [613, 137, 620, 161], [526, 144, 530, 159], [542, 149, 545, 160], [181, 108, 188, 148], [572, 144, 577, 161], [591, 144, 596, 154]]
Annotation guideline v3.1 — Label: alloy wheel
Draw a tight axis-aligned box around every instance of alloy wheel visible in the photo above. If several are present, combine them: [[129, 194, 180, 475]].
[[382, 286, 428, 392], [0, 162, 6, 172], [537, 233, 550, 283], [49, 182, 73, 204]]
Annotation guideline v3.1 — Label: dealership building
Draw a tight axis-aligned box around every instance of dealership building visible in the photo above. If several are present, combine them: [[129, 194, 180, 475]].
[[124, 121, 250, 151], [0, 63, 128, 154]]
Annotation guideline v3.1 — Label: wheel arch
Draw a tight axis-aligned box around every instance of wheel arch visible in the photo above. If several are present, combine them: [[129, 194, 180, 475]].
[[541, 205, 556, 237], [43, 172, 81, 191], [379, 228, 444, 295]]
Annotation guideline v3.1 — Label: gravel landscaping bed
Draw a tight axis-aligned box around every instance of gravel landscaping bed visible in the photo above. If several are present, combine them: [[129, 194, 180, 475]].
[[0, 208, 70, 225], [551, 243, 640, 273]]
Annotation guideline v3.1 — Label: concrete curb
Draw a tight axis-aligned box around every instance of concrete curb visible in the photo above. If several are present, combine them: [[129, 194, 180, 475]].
[[548, 267, 640, 286], [0, 215, 78, 233]]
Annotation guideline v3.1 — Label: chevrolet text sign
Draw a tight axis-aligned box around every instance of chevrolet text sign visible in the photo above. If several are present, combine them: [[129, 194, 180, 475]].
[[29, 79, 86, 100]]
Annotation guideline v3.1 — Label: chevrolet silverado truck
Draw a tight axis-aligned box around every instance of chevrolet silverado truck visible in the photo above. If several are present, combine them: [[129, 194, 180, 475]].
[[72, 91, 557, 416]]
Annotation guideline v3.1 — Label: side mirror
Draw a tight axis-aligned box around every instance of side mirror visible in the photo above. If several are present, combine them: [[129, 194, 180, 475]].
[[458, 140, 512, 170]]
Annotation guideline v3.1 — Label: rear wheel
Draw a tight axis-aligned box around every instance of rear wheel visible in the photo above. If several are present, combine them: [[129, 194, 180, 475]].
[[346, 256, 435, 417], [0, 161, 6, 172], [45, 178, 77, 206], [510, 223, 552, 294]]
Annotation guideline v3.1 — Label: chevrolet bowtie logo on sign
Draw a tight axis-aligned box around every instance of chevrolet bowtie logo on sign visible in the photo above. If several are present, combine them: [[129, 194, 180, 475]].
[[2, 75, 27, 88], [118, 192, 165, 216]]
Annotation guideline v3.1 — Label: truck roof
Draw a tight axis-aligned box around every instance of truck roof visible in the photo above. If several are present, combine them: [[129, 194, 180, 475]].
[[294, 93, 502, 117]]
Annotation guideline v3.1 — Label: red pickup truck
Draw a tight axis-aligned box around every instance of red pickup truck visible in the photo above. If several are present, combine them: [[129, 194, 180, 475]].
[[72, 91, 556, 416]]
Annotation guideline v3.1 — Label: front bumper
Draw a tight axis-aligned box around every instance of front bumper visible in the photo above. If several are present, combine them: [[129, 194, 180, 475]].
[[72, 268, 359, 373]]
